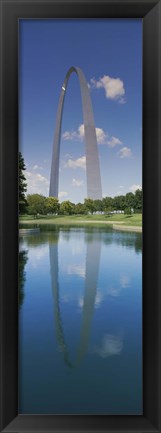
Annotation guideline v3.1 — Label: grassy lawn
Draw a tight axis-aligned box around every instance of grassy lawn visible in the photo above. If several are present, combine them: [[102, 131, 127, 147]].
[[19, 213, 142, 227]]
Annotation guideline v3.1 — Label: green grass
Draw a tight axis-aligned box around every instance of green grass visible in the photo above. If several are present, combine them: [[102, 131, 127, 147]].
[[19, 213, 142, 227]]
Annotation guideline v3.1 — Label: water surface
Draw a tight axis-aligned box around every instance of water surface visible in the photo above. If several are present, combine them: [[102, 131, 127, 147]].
[[19, 226, 142, 414]]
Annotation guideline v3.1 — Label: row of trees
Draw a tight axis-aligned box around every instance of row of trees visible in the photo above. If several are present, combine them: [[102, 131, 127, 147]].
[[19, 152, 142, 216], [19, 152, 28, 214], [25, 190, 142, 216]]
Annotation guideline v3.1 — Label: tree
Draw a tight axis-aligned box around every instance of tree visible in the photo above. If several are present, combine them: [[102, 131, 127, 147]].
[[27, 194, 46, 217], [93, 199, 103, 212], [104, 206, 113, 214], [45, 197, 59, 214], [84, 198, 95, 214], [19, 152, 28, 214], [113, 195, 126, 211], [60, 200, 75, 215], [124, 207, 132, 215], [102, 197, 114, 212], [125, 192, 135, 209], [74, 202, 86, 215], [134, 189, 142, 213]]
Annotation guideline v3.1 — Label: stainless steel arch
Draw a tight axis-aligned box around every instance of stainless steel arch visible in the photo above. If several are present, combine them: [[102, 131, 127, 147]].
[[49, 233, 101, 368], [49, 66, 102, 199]]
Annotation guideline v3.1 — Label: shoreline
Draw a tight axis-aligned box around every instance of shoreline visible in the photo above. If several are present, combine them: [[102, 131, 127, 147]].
[[19, 218, 142, 232], [112, 224, 142, 232]]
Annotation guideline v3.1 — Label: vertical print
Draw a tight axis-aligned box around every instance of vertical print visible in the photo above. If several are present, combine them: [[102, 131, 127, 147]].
[[19, 19, 142, 414]]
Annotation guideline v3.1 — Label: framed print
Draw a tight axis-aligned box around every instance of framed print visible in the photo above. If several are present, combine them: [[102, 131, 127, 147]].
[[0, 0, 161, 432], [19, 16, 143, 417]]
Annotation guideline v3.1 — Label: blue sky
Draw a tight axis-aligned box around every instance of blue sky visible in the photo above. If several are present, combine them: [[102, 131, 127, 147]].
[[19, 19, 142, 203]]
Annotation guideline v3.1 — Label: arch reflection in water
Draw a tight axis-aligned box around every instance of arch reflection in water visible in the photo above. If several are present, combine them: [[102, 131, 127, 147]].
[[19, 227, 142, 414], [49, 233, 101, 367]]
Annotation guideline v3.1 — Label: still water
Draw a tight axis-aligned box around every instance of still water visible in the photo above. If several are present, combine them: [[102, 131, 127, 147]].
[[19, 225, 142, 415]]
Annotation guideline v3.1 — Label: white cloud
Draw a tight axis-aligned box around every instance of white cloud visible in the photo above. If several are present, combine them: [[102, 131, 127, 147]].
[[36, 174, 48, 182], [63, 124, 124, 149], [118, 146, 133, 159], [130, 184, 142, 193], [93, 334, 123, 358], [67, 264, 85, 279], [107, 276, 131, 297], [63, 123, 107, 145], [65, 155, 86, 170], [71, 245, 84, 255], [26, 171, 32, 178], [107, 136, 122, 147], [119, 97, 126, 104], [77, 124, 84, 139], [72, 178, 84, 187], [58, 191, 68, 198], [64, 153, 73, 158], [28, 245, 49, 269], [62, 130, 78, 141], [79, 124, 107, 145], [26, 171, 49, 195], [90, 75, 125, 101], [95, 127, 107, 144], [78, 297, 84, 308], [32, 164, 43, 170], [107, 287, 120, 297], [120, 275, 131, 288], [94, 292, 103, 308], [78, 291, 103, 309]]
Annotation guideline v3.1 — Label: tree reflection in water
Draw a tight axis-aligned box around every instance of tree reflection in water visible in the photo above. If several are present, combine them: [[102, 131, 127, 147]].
[[19, 249, 28, 308]]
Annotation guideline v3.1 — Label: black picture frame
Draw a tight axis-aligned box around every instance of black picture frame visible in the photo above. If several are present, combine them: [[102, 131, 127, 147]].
[[0, 0, 161, 432]]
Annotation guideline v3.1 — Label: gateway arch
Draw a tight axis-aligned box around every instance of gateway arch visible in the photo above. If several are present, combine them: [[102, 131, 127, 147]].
[[49, 66, 102, 199], [49, 232, 101, 368]]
